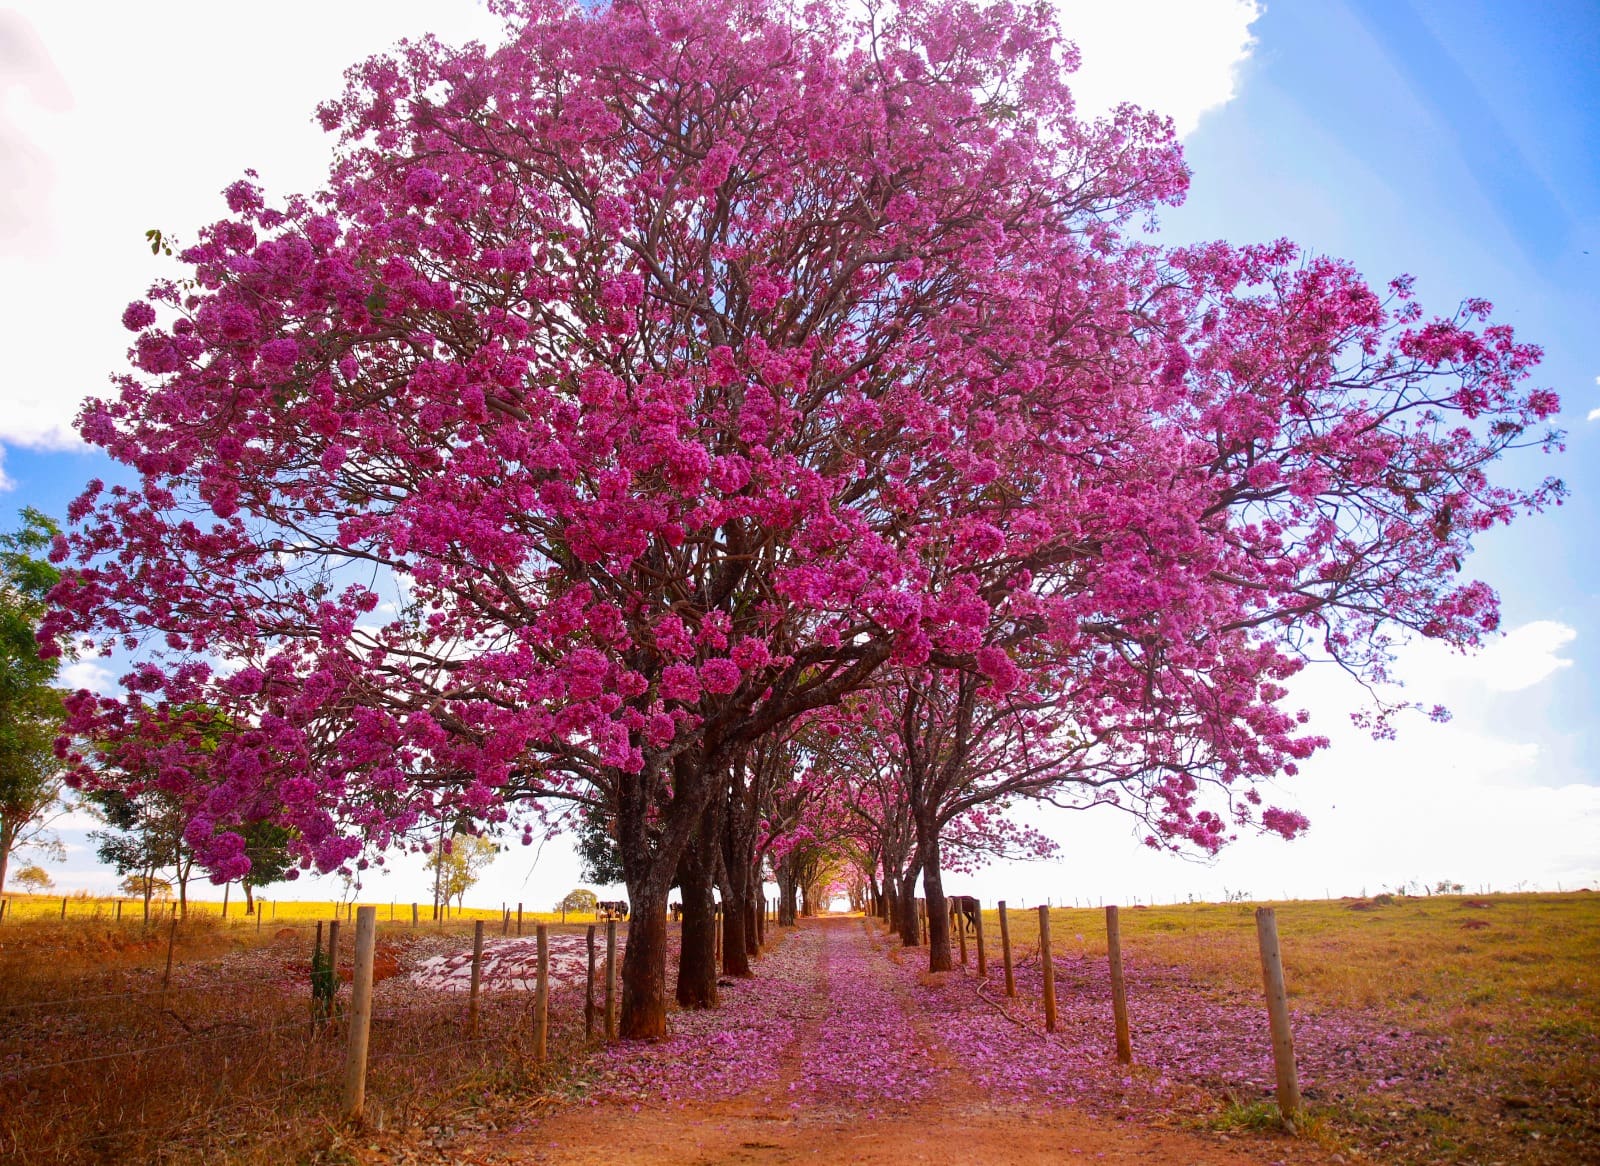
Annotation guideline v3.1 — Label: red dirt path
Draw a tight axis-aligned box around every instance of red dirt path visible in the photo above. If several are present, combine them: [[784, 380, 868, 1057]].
[[361, 918, 1340, 1166]]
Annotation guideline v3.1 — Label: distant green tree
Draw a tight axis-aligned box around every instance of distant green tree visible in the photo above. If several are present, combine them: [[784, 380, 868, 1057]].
[[574, 812, 626, 886], [0, 509, 70, 895], [239, 819, 295, 914], [558, 887, 598, 916], [118, 873, 173, 900], [89, 785, 195, 920]]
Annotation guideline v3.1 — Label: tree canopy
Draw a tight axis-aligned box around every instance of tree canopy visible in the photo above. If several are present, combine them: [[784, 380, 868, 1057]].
[[45, 0, 1559, 1035]]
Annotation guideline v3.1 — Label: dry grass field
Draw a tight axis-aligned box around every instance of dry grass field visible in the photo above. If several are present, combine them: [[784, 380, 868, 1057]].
[[974, 891, 1600, 1162], [0, 903, 609, 1164], [0, 891, 1594, 1164]]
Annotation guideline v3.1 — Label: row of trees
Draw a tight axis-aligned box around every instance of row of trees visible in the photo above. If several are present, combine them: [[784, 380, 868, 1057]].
[[43, 0, 1558, 1038]]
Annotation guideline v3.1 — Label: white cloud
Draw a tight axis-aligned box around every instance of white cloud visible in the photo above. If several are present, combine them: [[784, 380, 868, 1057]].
[[1053, 0, 1261, 137], [1403, 619, 1576, 695], [58, 658, 117, 695], [1587, 408, 1600, 423]]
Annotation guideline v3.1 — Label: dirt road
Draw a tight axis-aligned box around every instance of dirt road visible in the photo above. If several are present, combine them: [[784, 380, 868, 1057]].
[[367, 918, 1332, 1165]]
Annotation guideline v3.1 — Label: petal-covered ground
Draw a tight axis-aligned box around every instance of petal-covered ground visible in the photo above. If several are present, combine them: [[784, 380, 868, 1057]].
[[787, 918, 951, 1110], [587, 923, 824, 1105], [409, 933, 596, 992], [894, 933, 1443, 1118]]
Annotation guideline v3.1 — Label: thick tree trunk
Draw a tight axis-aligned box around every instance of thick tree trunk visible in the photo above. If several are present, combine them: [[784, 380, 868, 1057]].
[[896, 864, 922, 947], [777, 859, 799, 926], [243, 882, 255, 915], [0, 815, 16, 895], [616, 748, 723, 1038], [676, 871, 718, 1008], [676, 797, 721, 1008], [719, 871, 752, 977], [918, 822, 952, 972], [620, 882, 671, 1038]]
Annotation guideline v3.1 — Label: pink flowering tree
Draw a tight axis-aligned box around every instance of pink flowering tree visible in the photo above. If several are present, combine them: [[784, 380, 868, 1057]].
[[45, 0, 1193, 1039], [45, 0, 1558, 1040]]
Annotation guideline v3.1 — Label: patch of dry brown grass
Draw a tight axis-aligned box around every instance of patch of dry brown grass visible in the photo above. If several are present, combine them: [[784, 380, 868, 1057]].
[[974, 891, 1600, 1162], [0, 914, 593, 1164]]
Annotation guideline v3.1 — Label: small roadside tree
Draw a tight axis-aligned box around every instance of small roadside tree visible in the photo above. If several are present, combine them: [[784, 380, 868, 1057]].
[[13, 863, 53, 893], [239, 819, 295, 914], [424, 833, 499, 915], [89, 786, 196, 920], [119, 873, 174, 900]]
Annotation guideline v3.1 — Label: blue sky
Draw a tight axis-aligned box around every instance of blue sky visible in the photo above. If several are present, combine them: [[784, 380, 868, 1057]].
[[0, 0, 1594, 908]]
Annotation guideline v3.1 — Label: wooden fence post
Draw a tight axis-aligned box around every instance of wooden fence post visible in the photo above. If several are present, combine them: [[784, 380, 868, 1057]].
[[604, 918, 618, 1042], [1038, 905, 1057, 1033], [60, 896, 67, 920], [115, 899, 121, 923], [973, 898, 987, 977], [161, 915, 178, 991], [1106, 905, 1132, 1064], [992, 902, 1017, 991], [257, 904, 263, 934], [517, 902, 523, 937], [585, 924, 597, 1041], [956, 900, 969, 966], [343, 905, 377, 1121], [467, 919, 485, 1037], [311, 920, 324, 1033], [502, 907, 510, 937], [534, 923, 549, 1061], [1255, 907, 1302, 1125], [222, 883, 229, 919], [0, 898, 7, 925], [411, 902, 418, 928]]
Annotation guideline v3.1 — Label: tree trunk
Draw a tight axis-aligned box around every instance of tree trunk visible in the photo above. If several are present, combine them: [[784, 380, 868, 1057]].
[[896, 864, 922, 946], [751, 867, 765, 949], [614, 747, 725, 1038], [0, 819, 16, 895], [620, 880, 671, 1039], [918, 821, 952, 972], [243, 882, 256, 915], [177, 855, 192, 921], [714, 838, 752, 977], [777, 858, 799, 926], [676, 804, 720, 1008]]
